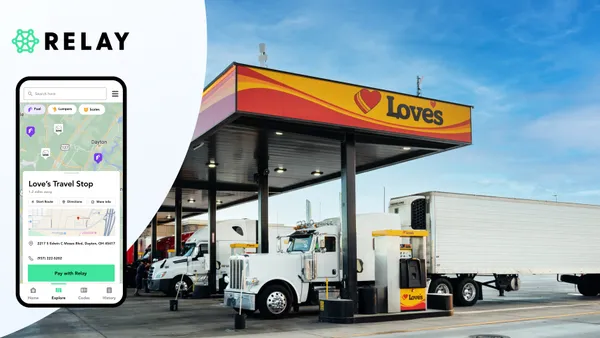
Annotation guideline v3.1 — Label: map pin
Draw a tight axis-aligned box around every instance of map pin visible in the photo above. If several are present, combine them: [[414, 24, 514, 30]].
[[94, 153, 103, 164], [26, 126, 35, 137]]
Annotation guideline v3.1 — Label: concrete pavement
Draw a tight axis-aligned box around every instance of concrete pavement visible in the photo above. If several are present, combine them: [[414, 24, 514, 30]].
[[8, 275, 600, 338]]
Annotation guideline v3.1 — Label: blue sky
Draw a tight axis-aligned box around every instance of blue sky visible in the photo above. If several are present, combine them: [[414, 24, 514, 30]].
[[195, 0, 600, 224]]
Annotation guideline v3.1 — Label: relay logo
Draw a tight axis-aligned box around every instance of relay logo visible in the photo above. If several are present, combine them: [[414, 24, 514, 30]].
[[12, 29, 129, 53], [12, 29, 40, 53]]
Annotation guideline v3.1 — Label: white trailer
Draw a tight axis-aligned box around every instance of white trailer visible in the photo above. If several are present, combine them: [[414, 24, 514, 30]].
[[389, 191, 600, 306]]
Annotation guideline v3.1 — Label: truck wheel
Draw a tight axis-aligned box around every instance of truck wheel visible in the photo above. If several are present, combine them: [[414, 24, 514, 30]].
[[577, 280, 599, 297], [257, 285, 291, 319], [168, 276, 192, 297], [429, 277, 453, 294], [454, 277, 479, 307]]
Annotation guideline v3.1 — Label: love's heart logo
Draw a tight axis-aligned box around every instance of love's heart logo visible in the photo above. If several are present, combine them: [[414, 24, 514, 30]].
[[354, 88, 381, 114], [402, 294, 408, 300], [430, 100, 436, 108], [84, 107, 89, 112]]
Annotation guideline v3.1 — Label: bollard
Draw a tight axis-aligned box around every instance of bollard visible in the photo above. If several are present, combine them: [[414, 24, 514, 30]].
[[169, 299, 178, 311], [234, 313, 246, 329]]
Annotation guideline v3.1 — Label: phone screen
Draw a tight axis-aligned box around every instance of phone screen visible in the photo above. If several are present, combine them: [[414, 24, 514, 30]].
[[16, 77, 126, 307]]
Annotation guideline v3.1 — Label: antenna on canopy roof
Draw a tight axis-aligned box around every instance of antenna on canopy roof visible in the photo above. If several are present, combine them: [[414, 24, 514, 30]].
[[258, 43, 268, 68], [417, 76, 423, 97]]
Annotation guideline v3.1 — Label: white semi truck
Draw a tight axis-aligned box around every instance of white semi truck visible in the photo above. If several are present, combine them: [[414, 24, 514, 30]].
[[388, 191, 600, 306], [148, 219, 291, 296], [223, 213, 404, 319]]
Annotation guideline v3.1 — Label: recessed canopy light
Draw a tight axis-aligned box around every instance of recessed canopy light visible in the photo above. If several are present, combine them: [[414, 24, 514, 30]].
[[206, 160, 218, 168], [311, 170, 323, 176], [274, 167, 287, 173], [403, 147, 411, 150], [188, 198, 195, 203], [275, 131, 283, 136], [216, 200, 223, 205], [166, 214, 172, 219]]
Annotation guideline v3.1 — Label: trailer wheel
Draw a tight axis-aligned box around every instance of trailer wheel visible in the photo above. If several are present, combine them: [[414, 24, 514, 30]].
[[454, 277, 479, 307], [257, 284, 291, 319], [429, 277, 453, 295], [577, 280, 599, 297]]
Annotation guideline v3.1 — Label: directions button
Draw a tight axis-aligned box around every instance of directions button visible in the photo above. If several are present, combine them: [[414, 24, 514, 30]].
[[79, 104, 105, 115]]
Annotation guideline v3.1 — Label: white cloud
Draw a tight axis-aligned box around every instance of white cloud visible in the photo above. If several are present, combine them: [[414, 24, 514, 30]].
[[523, 105, 600, 151], [505, 0, 588, 46]]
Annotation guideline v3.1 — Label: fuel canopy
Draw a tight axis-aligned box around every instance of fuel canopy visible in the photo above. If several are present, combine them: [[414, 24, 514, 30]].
[[153, 62, 473, 298]]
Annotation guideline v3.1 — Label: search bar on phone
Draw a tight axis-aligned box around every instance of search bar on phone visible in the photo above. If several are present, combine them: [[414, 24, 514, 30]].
[[24, 87, 107, 101]]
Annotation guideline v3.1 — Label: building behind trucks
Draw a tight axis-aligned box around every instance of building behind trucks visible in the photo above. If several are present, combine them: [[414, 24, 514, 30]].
[[148, 219, 292, 296], [388, 191, 600, 306], [224, 213, 403, 319]]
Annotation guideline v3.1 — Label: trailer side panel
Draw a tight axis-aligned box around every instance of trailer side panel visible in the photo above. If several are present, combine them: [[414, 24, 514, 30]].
[[429, 192, 600, 275]]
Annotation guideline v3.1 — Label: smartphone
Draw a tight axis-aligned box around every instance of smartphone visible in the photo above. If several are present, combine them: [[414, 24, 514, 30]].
[[16, 76, 127, 307]]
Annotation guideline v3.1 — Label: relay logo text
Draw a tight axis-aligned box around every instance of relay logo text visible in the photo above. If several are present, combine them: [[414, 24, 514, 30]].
[[12, 29, 129, 53]]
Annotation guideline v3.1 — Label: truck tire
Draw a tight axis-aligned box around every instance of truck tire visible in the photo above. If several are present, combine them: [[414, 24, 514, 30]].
[[257, 284, 292, 319], [429, 277, 453, 295], [577, 280, 599, 297], [454, 277, 479, 307], [168, 275, 192, 297]]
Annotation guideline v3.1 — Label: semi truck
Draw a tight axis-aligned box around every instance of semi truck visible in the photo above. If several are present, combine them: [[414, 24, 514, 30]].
[[148, 220, 291, 296], [388, 191, 600, 306], [223, 213, 403, 319], [125, 232, 195, 287]]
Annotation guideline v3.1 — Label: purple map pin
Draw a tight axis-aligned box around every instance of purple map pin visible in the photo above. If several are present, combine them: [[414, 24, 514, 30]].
[[26, 126, 35, 137], [93, 153, 103, 164]]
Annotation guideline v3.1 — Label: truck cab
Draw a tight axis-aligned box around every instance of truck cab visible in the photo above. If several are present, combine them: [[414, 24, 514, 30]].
[[224, 213, 403, 319], [147, 220, 257, 296]]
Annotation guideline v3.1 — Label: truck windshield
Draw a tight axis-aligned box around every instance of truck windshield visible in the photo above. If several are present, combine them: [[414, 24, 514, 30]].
[[183, 243, 209, 257], [287, 235, 313, 252], [182, 243, 196, 257]]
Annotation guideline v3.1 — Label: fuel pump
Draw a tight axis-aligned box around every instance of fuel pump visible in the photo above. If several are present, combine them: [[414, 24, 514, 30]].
[[372, 230, 428, 313]]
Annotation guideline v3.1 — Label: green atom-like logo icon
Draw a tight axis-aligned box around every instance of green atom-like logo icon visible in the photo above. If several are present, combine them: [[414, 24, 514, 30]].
[[12, 29, 40, 53]]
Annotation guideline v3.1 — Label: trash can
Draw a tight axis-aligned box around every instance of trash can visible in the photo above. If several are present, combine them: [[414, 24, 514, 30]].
[[358, 287, 378, 314], [169, 299, 178, 311]]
